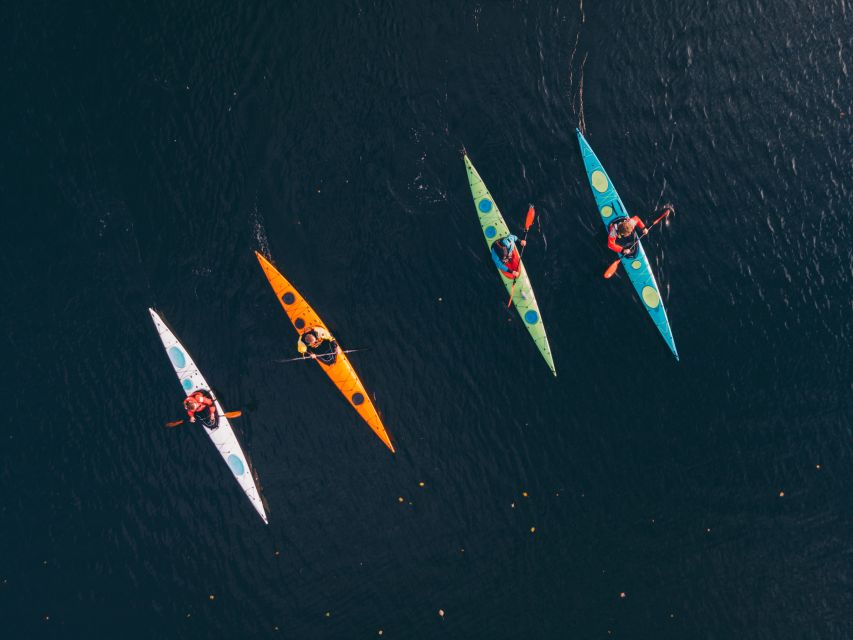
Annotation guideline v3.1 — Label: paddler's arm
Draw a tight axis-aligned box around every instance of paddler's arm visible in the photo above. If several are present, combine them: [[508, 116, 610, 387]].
[[632, 215, 646, 232], [607, 235, 623, 254]]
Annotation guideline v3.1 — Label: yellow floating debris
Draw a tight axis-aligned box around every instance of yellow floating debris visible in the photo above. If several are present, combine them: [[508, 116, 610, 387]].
[[522, 492, 528, 498], [398, 496, 404, 503], [530, 527, 536, 533], [779, 491, 785, 497], [438, 609, 445, 617], [419, 481, 425, 487], [209, 595, 215, 601]]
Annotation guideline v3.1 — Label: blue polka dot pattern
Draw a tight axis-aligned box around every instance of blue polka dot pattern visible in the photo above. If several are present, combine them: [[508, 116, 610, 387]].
[[485, 226, 497, 238], [478, 199, 493, 213], [168, 346, 186, 368], [352, 392, 365, 406], [226, 454, 245, 476], [524, 310, 539, 324], [294, 318, 305, 329], [181, 378, 193, 391], [282, 292, 295, 304]]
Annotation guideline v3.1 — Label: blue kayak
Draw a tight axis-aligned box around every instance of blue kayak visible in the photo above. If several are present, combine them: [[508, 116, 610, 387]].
[[576, 129, 679, 360]]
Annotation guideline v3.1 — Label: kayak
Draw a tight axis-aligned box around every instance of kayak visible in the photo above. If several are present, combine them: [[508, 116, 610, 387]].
[[463, 154, 557, 375], [255, 251, 395, 452], [148, 308, 269, 524], [575, 129, 679, 360]]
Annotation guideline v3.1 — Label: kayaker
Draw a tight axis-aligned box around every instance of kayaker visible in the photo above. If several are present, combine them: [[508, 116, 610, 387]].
[[607, 215, 646, 257], [491, 234, 526, 279], [298, 327, 340, 365], [184, 390, 217, 427]]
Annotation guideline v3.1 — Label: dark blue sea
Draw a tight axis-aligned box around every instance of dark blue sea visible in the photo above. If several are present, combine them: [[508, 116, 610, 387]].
[[2, 1, 850, 638]]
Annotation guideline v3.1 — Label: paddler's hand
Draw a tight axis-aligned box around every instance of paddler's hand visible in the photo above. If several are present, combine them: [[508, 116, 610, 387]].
[[519, 239, 527, 247], [511, 270, 520, 278], [189, 416, 196, 423]]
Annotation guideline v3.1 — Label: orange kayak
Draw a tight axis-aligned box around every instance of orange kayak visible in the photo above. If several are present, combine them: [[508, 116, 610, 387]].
[[255, 251, 395, 453]]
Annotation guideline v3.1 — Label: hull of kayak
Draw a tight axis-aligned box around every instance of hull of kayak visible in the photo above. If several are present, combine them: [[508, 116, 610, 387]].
[[148, 308, 269, 524], [575, 130, 679, 360], [255, 251, 395, 453], [463, 154, 556, 375]]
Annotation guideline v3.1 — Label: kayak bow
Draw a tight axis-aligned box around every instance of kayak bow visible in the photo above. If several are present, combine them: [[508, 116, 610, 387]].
[[463, 154, 557, 375], [575, 129, 679, 360], [148, 308, 269, 524], [255, 251, 395, 452]]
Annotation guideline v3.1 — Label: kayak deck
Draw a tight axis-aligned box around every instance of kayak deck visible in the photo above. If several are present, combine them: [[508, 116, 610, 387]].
[[148, 308, 269, 524], [575, 129, 679, 360], [463, 154, 556, 375], [255, 251, 395, 452]]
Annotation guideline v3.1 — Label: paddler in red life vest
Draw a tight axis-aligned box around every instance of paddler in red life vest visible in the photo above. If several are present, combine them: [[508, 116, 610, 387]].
[[183, 390, 217, 427], [298, 326, 340, 365], [607, 215, 647, 258], [490, 234, 526, 279]]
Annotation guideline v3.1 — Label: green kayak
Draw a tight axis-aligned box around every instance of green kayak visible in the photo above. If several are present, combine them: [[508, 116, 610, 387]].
[[464, 153, 556, 375]]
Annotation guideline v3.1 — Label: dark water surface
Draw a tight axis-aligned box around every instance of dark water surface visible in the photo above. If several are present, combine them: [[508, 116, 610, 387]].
[[2, 1, 851, 638]]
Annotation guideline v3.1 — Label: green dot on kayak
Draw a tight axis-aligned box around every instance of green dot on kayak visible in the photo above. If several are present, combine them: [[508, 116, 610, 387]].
[[591, 170, 609, 193], [641, 286, 660, 309], [631, 260, 641, 270], [601, 205, 613, 218]]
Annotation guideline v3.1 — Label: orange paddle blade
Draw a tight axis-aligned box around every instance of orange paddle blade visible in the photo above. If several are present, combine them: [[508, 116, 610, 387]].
[[164, 419, 184, 428], [603, 258, 621, 279], [524, 205, 536, 230], [223, 411, 242, 419]]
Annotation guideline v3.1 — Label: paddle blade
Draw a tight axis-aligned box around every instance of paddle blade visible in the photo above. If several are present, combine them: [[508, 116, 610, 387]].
[[164, 419, 184, 428], [524, 205, 536, 231], [651, 208, 671, 226], [603, 258, 622, 279], [223, 411, 242, 419]]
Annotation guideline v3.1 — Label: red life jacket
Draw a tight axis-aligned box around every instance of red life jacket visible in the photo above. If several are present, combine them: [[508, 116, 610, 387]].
[[185, 391, 214, 417]]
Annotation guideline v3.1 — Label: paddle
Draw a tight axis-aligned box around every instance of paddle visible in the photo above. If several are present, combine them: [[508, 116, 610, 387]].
[[275, 348, 368, 363], [603, 207, 673, 279], [506, 205, 537, 308], [164, 411, 242, 428]]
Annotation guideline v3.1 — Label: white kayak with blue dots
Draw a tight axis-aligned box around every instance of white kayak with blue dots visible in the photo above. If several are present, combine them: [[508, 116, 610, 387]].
[[149, 308, 269, 524]]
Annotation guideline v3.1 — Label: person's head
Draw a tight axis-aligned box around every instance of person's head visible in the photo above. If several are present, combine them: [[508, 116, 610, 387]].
[[303, 332, 318, 347], [495, 239, 510, 261], [184, 397, 198, 411], [617, 219, 636, 237]]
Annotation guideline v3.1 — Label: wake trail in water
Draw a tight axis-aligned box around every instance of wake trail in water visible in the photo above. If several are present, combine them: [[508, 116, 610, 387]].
[[567, 0, 587, 133], [250, 194, 270, 257]]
